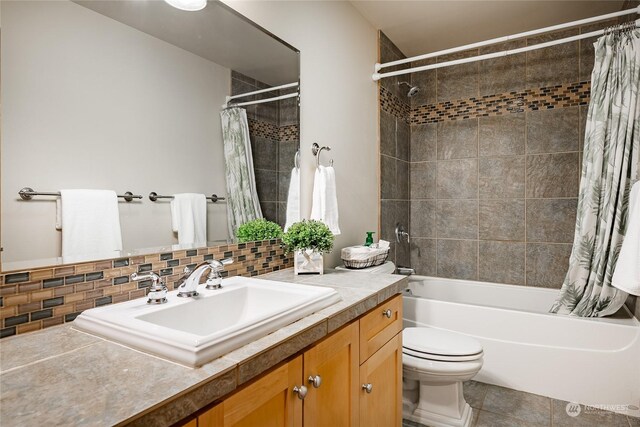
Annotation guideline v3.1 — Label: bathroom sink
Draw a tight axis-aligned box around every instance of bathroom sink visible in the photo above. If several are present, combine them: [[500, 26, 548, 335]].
[[73, 277, 341, 367]]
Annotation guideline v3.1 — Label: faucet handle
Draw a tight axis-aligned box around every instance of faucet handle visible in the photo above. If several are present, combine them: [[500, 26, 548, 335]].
[[130, 272, 168, 304], [205, 258, 233, 290]]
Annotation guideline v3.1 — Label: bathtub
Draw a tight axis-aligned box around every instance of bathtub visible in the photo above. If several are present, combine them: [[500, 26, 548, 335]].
[[403, 276, 640, 417]]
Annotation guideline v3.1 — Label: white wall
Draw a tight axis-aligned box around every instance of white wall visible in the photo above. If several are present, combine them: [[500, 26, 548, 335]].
[[1, 1, 230, 263], [223, 0, 379, 267]]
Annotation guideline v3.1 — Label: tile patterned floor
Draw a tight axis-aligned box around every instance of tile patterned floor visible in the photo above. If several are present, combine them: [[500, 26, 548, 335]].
[[403, 381, 640, 427]]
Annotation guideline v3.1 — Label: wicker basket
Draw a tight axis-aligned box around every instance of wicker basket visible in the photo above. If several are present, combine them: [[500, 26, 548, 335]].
[[342, 249, 389, 269]]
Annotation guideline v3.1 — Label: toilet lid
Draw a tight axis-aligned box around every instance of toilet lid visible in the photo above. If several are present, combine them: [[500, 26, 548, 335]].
[[403, 327, 483, 357]]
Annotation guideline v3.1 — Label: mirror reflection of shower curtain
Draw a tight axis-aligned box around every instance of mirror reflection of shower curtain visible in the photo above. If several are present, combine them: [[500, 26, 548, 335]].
[[220, 107, 263, 240]]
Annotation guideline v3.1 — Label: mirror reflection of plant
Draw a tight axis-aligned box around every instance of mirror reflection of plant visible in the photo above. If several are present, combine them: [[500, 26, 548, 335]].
[[281, 220, 334, 255], [236, 219, 283, 243]]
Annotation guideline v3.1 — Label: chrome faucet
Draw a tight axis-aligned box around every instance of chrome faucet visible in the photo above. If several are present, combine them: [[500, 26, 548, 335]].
[[177, 258, 233, 297], [130, 271, 168, 304]]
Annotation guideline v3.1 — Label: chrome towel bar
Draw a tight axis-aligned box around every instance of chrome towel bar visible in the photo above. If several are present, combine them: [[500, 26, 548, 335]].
[[148, 192, 225, 202], [18, 187, 142, 202]]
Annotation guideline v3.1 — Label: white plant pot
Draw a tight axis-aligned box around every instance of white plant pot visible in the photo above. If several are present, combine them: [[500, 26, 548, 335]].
[[294, 250, 323, 275]]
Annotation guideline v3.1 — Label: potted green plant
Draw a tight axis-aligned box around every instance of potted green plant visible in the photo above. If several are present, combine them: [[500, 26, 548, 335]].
[[236, 219, 283, 243], [281, 220, 334, 275]]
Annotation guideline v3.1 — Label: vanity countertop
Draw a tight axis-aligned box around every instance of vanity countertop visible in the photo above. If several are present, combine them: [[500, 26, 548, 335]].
[[0, 269, 407, 426]]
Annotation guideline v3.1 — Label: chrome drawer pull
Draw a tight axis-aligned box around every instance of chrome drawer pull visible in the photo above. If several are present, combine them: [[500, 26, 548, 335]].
[[382, 309, 392, 318], [293, 385, 308, 400], [308, 375, 322, 388], [362, 383, 373, 393]]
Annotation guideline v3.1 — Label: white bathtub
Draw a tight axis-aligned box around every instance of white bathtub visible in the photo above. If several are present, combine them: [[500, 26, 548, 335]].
[[403, 276, 640, 417]]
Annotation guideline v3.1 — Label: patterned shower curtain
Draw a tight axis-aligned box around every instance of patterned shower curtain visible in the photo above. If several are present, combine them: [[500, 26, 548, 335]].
[[220, 107, 263, 240], [550, 26, 640, 317]]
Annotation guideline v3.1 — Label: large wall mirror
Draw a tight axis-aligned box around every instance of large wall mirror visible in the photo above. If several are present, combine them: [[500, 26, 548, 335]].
[[1, 0, 300, 271]]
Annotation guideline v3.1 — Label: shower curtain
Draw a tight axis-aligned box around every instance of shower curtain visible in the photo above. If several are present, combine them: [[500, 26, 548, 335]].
[[550, 26, 640, 317], [220, 107, 263, 240]]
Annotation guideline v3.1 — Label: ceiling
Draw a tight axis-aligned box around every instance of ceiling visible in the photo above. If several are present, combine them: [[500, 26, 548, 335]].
[[351, 0, 629, 57], [75, 0, 299, 86]]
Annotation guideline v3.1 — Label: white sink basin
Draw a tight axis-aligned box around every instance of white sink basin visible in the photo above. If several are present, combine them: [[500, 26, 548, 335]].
[[73, 276, 341, 367]]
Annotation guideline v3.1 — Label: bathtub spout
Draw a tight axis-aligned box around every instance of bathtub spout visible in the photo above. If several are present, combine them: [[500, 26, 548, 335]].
[[397, 266, 415, 276]]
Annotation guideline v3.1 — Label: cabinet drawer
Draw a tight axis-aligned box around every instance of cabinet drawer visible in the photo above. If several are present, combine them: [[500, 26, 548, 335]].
[[359, 295, 402, 364]]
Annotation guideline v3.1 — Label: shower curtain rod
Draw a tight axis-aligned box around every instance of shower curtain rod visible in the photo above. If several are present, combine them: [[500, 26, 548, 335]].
[[372, 6, 640, 81], [225, 81, 298, 102], [221, 91, 298, 109]]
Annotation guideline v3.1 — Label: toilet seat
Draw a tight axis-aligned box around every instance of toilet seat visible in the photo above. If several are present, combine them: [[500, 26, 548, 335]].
[[402, 346, 483, 362], [403, 327, 483, 358]]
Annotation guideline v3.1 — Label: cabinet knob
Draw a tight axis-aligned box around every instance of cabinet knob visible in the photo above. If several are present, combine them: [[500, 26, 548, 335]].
[[292, 385, 308, 400], [308, 375, 322, 388], [382, 309, 392, 318], [362, 383, 373, 394]]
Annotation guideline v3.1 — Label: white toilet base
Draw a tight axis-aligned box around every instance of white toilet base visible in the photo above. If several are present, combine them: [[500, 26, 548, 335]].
[[402, 380, 473, 427]]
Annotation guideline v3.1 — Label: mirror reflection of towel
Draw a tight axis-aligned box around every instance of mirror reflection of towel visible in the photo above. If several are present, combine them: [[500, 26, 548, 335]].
[[60, 189, 123, 258], [284, 167, 300, 231], [171, 193, 207, 246]]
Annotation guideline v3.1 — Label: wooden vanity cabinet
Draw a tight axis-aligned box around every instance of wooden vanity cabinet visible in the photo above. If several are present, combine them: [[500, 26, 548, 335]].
[[195, 295, 403, 427]]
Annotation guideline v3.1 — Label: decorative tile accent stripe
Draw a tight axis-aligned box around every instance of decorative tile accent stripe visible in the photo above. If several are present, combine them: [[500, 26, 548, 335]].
[[409, 81, 591, 125], [380, 86, 410, 123], [279, 124, 300, 142], [247, 119, 299, 143], [248, 118, 279, 140], [0, 240, 292, 338]]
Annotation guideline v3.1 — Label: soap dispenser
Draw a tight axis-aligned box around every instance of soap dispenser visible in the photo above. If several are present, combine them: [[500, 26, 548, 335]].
[[364, 231, 375, 247]]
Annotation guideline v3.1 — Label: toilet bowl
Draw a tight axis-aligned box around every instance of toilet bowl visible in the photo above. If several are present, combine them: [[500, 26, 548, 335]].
[[402, 327, 483, 427]]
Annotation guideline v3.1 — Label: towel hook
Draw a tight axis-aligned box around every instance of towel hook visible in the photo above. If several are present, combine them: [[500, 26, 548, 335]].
[[312, 142, 334, 168], [294, 150, 300, 169]]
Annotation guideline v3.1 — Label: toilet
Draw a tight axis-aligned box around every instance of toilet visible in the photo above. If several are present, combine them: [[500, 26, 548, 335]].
[[335, 260, 483, 427], [402, 327, 483, 427]]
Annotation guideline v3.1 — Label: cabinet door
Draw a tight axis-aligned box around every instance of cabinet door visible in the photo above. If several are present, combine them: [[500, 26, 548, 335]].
[[199, 355, 303, 427], [359, 333, 402, 427], [303, 321, 359, 427]]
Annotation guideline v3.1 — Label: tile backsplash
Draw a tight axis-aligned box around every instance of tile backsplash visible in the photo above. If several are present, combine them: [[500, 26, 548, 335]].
[[0, 240, 292, 338]]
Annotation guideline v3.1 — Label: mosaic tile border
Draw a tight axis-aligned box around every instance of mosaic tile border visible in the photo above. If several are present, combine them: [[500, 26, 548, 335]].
[[247, 119, 299, 143], [0, 240, 292, 338], [380, 85, 410, 123], [407, 81, 591, 125]]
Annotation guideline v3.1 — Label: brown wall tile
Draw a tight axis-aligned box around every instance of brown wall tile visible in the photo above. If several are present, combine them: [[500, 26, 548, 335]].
[[410, 200, 436, 238], [436, 200, 478, 239], [478, 40, 526, 96], [437, 159, 478, 199], [411, 123, 437, 162], [479, 241, 525, 285], [526, 29, 579, 89], [437, 119, 478, 160], [437, 239, 478, 280], [527, 107, 580, 154], [479, 199, 526, 241], [478, 156, 525, 199], [526, 153, 579, 198], [526, 198, 578, 243], [410, 238, 436, 276], [410, 162, 437, 199], [526, 243, 572, 288], [479, 114, 525, 157], [437, 50, 479, 103]]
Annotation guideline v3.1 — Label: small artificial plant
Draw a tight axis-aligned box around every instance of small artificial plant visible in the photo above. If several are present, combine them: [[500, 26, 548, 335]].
[[236, 219, 283, 243], [281, 220, 334, 254]]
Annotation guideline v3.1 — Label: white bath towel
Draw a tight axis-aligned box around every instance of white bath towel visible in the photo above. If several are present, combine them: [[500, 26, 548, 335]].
[[171, 193, 207, 246], [612, 181, 640, 296], [60, 189, 123, 259], [284, 167, 300, 231], [310, 165, 341, 235]]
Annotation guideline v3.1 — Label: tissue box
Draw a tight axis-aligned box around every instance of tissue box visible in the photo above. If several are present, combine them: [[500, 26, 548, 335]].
[[341, 246, 389, 269]]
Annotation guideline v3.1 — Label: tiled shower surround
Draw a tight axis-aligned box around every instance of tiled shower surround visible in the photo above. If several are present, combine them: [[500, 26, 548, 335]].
[[231, 71, 299, 228], [0, 240, 292, 338], [379, 17, 639, 299]]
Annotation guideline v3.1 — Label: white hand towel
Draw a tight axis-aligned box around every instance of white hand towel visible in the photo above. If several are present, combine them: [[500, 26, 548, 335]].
[[55, 198, 62, 230], [171, 193, 207, 246], [60, 189, 123, 259], [284, 167, 300, 231], [612, 181, 640, 295], [310, 166, 341, 235]]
